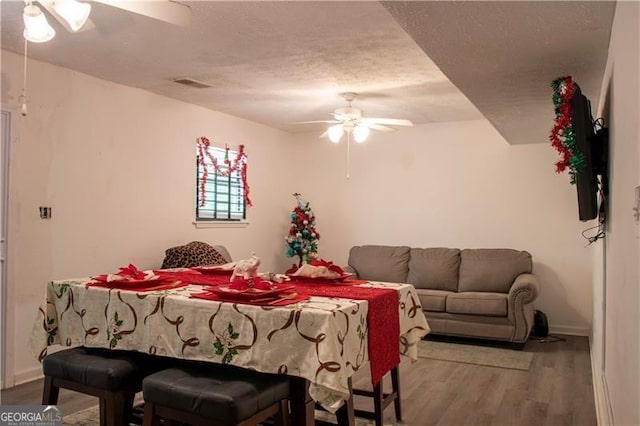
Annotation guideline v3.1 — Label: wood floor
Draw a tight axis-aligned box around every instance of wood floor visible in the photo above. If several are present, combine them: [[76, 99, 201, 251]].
[[0, 335, 596, 426]]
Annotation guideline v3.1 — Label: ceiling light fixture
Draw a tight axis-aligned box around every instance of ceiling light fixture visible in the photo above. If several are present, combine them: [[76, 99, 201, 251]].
[[353, 124, 370, 143], [327, 122, 369, 144], [22, 0, 92, 43], [49, 0, 91, 32], [328, 124, 344, 144], [23, 3, 55, 43]]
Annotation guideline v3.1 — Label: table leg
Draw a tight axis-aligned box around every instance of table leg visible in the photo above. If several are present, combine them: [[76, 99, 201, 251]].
[[335, 378, 355, 426], [289, 376, 315, 426]]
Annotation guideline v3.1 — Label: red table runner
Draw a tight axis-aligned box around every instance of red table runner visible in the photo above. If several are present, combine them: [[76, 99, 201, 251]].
[[86, 280, 188, 292], [154, 270, 233, 286], [291, 281, 400, 386], [190, 291, 309, 306]]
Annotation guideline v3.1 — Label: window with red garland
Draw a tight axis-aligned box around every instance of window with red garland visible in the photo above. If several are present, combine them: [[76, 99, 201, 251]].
[[196, 146, 246, 221]]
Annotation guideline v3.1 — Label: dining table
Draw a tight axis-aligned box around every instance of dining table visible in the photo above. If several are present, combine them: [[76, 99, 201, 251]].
[[29, 267, 430, 425]]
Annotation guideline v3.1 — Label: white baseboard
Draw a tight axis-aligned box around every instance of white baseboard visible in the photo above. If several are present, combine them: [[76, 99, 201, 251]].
[[13, 367, 43, 386], [549, 325, 590, 336], [590, 339, 614, 425]]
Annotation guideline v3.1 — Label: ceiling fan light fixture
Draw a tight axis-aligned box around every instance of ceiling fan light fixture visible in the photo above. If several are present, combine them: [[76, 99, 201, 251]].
[[328, 124, 344, 143], [353, 124, 370, 143], [23, 4, 55, 43], [50, 0, 91, 31]]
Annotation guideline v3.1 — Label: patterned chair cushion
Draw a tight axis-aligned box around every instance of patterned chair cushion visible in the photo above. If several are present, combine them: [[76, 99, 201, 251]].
[[161, 241, 228, 269]]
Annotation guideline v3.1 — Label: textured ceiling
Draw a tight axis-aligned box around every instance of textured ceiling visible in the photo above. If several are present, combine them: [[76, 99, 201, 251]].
[[382, 1, 616, 145], [0, 1, 615, 144]]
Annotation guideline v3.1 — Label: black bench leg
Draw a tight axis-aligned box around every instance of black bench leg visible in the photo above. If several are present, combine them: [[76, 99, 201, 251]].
[[373, 381, 383, 426], [42, 376, 60, 405], [142, 402, 155, 426], [99, 400, 107, 426], [104, 391, 126, 426], [391, 366, 402, 421], [275, 400, 289, 426]]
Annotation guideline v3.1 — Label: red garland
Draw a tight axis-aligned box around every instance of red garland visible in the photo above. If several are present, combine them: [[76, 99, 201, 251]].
[[197, 136, 252, 208]]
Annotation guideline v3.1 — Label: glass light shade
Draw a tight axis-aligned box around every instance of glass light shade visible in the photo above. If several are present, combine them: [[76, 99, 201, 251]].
[[52, 0, 91, 32], [328, 124, 344, 143], [23, 5, 55, 43], [353, 124, 370, 143]]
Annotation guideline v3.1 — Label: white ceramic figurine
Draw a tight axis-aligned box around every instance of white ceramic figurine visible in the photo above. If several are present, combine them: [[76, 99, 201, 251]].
[[231, 253, 261, 281]]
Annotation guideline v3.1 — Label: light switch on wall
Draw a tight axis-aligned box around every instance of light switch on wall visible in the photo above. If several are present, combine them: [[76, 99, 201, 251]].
[[635, 186, 640, 221], [635, 186, 640, 238], [39, 207, 52, 219]]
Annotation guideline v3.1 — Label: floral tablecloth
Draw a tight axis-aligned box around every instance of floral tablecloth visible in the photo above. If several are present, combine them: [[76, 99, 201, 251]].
[[29, 277, 429, 411]]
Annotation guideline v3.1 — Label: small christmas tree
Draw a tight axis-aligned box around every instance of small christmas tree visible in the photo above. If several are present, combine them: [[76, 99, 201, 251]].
[[285, 193, 319, 267]]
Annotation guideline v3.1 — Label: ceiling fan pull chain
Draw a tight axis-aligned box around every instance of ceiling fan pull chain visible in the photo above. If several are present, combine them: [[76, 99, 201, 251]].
[[346, 132, 351, 180]]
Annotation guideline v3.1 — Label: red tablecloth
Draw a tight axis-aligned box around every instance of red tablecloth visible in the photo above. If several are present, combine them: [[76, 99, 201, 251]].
[[291, 281, 400, 386]]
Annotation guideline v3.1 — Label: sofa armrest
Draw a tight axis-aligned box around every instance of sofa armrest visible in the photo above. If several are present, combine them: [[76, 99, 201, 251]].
[[343, 265, 358, 277], [508, 273, 539, 306], [507, 273, 539, 342]]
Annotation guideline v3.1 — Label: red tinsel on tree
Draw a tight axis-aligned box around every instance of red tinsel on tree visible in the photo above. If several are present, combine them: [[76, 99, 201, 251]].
[[197, 136, 252, 207]]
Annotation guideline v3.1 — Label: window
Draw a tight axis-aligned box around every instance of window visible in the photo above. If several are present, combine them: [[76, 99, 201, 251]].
[[196, 146, 246, 221]]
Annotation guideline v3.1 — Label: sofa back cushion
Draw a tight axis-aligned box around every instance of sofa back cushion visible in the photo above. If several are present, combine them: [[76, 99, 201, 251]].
[[458, 249, 532, 293], [407, 248, 460, 291], [348, 245, 411, 283]]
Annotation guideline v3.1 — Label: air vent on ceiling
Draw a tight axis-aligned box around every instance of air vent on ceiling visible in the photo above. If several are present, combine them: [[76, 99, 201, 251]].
[[171, 78, 211, 89]]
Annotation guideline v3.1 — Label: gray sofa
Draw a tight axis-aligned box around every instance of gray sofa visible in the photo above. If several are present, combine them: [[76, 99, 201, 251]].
[[346, 246, 539, 345]]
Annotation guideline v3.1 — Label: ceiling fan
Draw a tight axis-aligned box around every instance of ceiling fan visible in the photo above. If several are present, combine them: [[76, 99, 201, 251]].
[[298, 92, 413, 143], [22, 0, 191, 43]]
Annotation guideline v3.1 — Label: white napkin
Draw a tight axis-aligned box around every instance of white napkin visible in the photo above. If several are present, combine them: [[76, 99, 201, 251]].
[[292, 264, 341, 279]]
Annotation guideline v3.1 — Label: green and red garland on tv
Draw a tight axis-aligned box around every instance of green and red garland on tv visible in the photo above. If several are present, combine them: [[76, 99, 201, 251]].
[[197, 136, 252, 208], [550, 76, 586, 184]]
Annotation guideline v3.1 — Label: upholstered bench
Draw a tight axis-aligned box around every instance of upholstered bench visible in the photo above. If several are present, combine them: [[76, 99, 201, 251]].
[[142, 365, 290, 426], [42, 347, 144, 426]]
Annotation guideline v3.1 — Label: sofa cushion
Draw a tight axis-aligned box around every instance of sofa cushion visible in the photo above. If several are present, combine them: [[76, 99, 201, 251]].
[[407, 248, 460, 291], [458, 249, 532, 293], [348, 245, 411, 283], [446, 292, 508, 317], [415, 289, 452, 312]]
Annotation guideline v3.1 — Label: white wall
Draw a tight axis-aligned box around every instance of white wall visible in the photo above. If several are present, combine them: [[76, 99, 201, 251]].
[[1, 49, 297, 384], [592, 2, 640, 425], [296, 120, 594, 334]]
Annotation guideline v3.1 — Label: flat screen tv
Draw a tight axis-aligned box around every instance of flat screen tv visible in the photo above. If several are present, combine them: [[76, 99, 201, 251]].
[[572, 84, 608, 222]]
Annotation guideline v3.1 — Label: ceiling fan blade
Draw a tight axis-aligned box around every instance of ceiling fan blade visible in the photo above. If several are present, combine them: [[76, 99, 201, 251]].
[[293, 120, 340, 124], [93, 0, 191, 26], [360, 118, 414, 127], [38, 1, 95, 32], [319, 130, 329, 139], [329, 112, 349, 121], [367, 123, 396, 132]]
